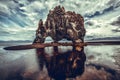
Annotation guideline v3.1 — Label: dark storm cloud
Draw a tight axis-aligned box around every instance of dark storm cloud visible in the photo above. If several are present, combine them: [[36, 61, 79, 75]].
[[84, 0, 120, 18], [13, 0, 19, 3], [84, 6, 114, 18], [0, 0, 28, 27], [19, 4, 24, 7], [0, 31, 10, 36], [27, 0, 35, 2], [0, 0, 120, 41], [0, 16, 10, 25], [107, 0, 120, 8], [111, 16, 120, 26], [112, 29, 120, 32], [115, 1, 120, 8], [107, 0, 117, 6], [0, 12, 28, 27], [0, 27, 11, 37], [0, 0, 48, 28], [59, 0, 65, 3], [85, 21, 94, 26], [111, 16, 120, 32]]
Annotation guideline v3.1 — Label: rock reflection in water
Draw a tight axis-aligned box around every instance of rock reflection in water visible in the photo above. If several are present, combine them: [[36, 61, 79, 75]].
[[36, 46, 86, 80], [2, 45, 120, 80]]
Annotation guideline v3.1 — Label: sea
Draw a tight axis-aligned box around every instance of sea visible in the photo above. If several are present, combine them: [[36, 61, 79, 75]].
[[0, 40, 120, 80]]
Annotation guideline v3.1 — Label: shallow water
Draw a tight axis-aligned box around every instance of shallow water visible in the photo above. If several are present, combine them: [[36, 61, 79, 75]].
[[0, 41, 120, 80]]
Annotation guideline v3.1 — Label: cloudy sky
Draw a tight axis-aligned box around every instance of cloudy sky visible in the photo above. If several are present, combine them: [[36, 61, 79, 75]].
[[0, 0, 120, 41]]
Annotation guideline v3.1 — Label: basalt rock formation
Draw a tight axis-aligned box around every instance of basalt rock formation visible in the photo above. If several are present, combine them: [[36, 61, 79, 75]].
[[33, 5, 85, 43], [33, 6, 86, 80]]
